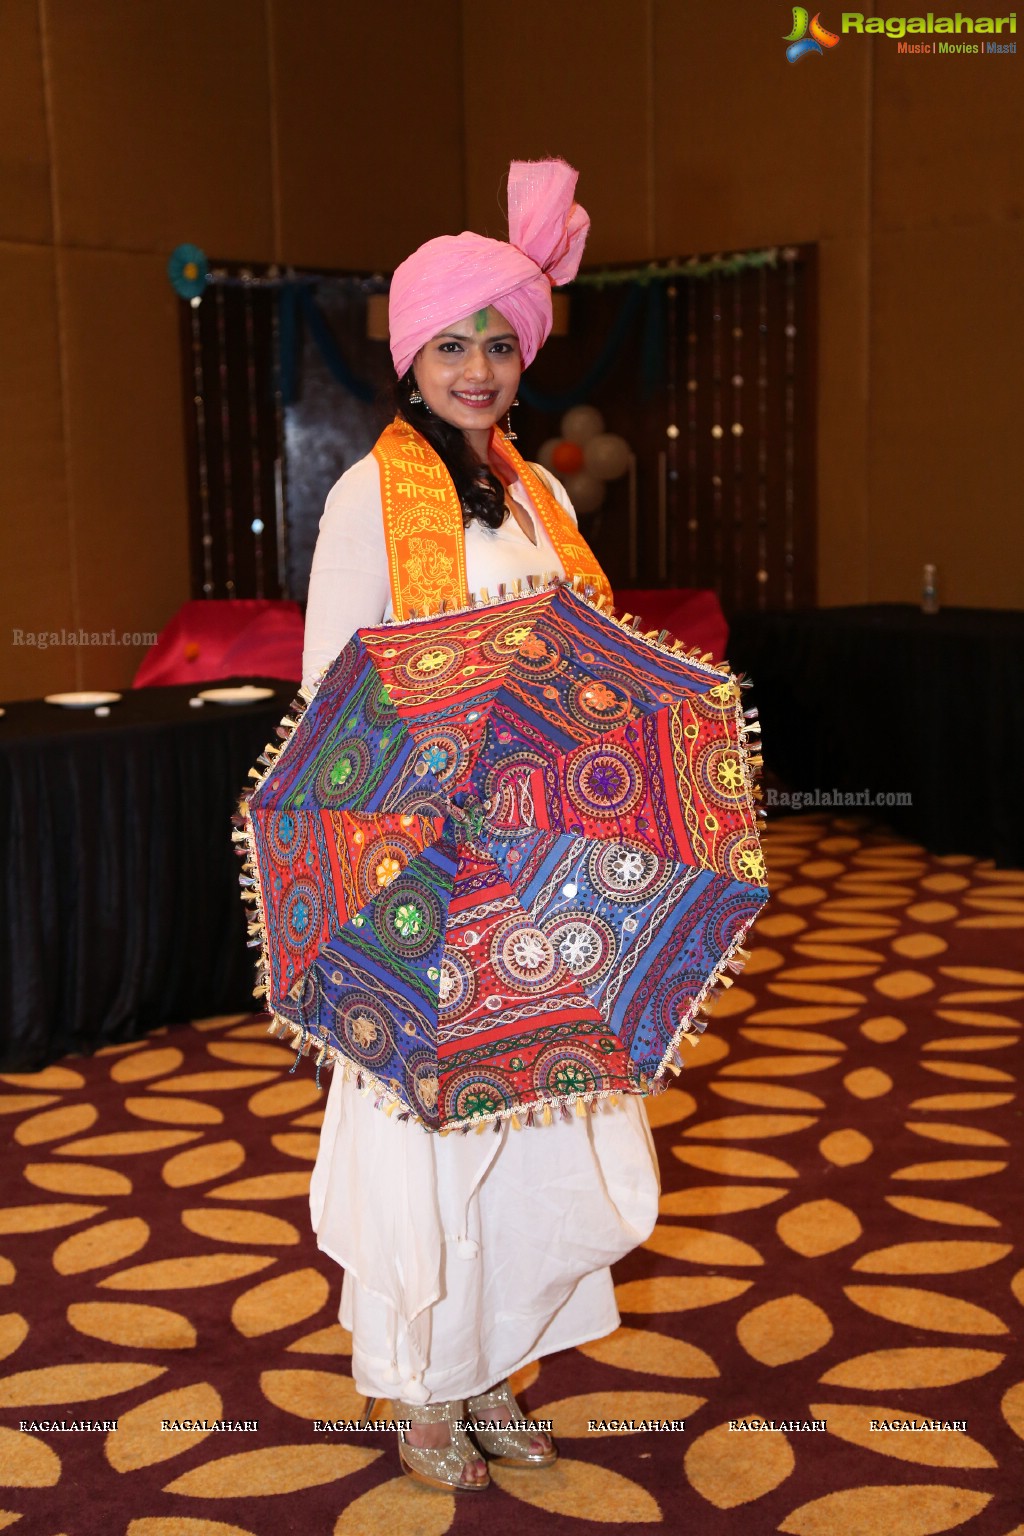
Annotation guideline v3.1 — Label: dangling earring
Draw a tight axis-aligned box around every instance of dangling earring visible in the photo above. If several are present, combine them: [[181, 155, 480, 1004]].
[[408, 382, 423, 405], [505, 396, 520, 441]]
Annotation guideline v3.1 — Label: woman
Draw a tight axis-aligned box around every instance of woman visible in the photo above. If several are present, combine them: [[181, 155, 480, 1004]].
[[302, 158, 661, 1493]]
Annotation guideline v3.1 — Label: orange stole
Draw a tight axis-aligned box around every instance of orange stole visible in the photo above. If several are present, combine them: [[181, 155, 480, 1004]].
[[372, 417, 612, 620]]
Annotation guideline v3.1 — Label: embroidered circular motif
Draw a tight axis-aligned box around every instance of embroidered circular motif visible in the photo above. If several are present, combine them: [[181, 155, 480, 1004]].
[[403, 1046, 441, 1121], [437, 950, 477, 1018], [417, 726, 470, 786], [696, 740, 748, 807], [541, 911, 618, 984], [707, 890, 755, 954], [480, 747, 548, 830], [592, 662, 657, 708], [644, 974, 698, 1069], [495, 622, 567, 675], [566, 675, 633, 732], [394, 790, 447, 823], [315, 737, 372, 806], [587, 839, 671, 905], [396, 639, 465, 691], [442, 1066, 514, 1122], [281, 879, 322, 949], [721, 828, 767, 885], [321, 645, 360, 699], [266, 807, 307, 864], [532, 1041, 607, 1099], [376, 877, 443, 961], [294, 967, 320, 1023], [363, 679, 397, 728], [491, 917, 562, 993], [355, 830, 422, 904], [335, 992, 393, 1068], [567, 743, 644, 820], [691, 677, 740, 718]]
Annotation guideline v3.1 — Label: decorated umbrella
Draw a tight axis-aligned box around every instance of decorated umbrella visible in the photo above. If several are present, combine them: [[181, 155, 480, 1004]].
[[234, 579, 769, 1133]]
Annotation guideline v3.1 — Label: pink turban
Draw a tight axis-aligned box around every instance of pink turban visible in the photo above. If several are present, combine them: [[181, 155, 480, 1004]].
[[388, 158, 590, 377]]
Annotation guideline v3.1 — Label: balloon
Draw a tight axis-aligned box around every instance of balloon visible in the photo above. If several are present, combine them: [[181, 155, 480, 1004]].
[[561, 404, 605, 444], [552, 440, 585, 475], [562, 470, 606, 516], [583, 432, 632, 481], [536, 438, 562, 472]]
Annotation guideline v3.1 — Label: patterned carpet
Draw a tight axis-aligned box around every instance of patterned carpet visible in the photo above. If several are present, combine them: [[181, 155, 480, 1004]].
[[0, 812, 1022, 1536]]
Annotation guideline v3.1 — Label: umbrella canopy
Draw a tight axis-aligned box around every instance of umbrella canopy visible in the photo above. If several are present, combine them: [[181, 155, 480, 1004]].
[[236, 580, 769, 1133]]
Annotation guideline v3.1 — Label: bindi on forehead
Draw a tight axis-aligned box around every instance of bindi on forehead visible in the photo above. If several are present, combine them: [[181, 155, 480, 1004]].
[[473, 309, 490, 333]]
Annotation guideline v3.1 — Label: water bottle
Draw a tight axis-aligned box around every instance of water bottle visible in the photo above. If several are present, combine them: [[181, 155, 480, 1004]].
[[921, 563, 939, 615]]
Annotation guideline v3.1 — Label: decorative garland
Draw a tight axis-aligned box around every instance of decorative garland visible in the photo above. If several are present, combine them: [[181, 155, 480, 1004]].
[[166, 243, 785, 413], [167, 243, 780, 298], [571, 248, 780, 288]]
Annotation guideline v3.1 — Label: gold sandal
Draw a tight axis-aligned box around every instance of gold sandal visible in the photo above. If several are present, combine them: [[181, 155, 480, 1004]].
[[465, 1379, 558, 1468], [364, 1396, 490, 1492]]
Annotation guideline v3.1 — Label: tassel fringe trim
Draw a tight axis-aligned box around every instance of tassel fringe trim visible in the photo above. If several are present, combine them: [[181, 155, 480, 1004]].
[[262, 1010, 667, 1135], [297, 574, 737, 706]]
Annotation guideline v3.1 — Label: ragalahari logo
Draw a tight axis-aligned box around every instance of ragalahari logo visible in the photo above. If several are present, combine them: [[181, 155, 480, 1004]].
[[785, 8, 841, 59]]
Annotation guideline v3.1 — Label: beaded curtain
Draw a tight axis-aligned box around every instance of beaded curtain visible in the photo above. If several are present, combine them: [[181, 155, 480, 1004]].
[[177, 249, 814, 614]]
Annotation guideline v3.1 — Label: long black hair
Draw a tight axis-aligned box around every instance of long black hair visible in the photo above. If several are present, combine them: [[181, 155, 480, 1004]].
[[382, 371, 508, 531]]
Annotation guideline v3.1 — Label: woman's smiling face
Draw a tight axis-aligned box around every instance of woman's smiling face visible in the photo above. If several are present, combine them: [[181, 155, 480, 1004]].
[[412, 307, 522, 437]]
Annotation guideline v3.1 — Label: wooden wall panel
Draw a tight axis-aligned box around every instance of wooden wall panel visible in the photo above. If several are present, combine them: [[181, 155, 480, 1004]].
[[815, 237, 871, 606], [46, 0, 274, 257], [271, 0, 465, 270], [873, 49, 1024, 234], [59, 249, 191, 690], [0, 0, 52, 244], [653, 0, 871, 254], [0, 246, 75, 699], [1, 3, 1019, 714], [867, 223, 1024, 608], [653, 2, 874, 605], [461, 0, 650, 263]]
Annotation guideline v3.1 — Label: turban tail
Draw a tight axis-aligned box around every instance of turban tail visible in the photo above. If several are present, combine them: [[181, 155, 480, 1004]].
[[388, 158, 590, 377]]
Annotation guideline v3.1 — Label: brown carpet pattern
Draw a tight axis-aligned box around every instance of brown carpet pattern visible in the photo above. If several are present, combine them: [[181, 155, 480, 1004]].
[[0, 812, 1022, 1536]]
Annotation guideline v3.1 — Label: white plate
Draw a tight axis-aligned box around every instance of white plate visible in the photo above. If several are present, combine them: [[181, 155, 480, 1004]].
[[45, 691, 123, 708], [197, 685, 276, 705]]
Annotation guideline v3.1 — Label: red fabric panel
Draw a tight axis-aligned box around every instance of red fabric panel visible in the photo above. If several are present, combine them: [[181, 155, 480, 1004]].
[[132, 599, 304, 687], [613, 588, 729, 663]]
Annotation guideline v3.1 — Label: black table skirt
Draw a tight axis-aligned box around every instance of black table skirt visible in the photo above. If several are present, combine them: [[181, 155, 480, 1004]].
[[727, 604, 1024, 868], [0, 679, 295, 1070]]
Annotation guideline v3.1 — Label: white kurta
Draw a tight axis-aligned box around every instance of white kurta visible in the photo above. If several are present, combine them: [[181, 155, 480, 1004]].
[[303, 448, 661, 1404]]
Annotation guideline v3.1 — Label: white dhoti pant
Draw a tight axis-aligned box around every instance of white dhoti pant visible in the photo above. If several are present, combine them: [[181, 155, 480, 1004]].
[[309, 1066, 661, 1403]]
